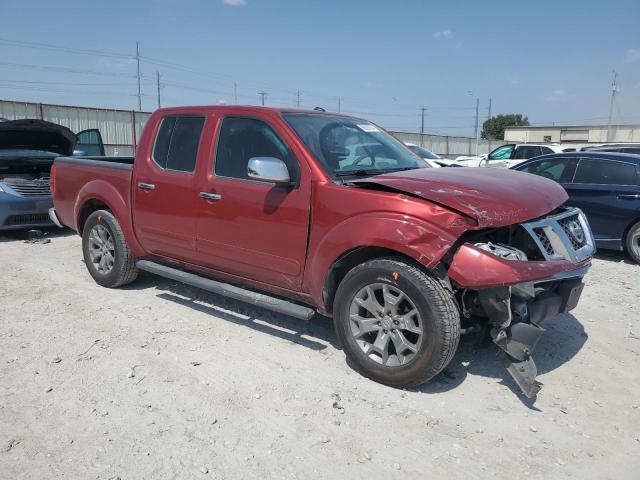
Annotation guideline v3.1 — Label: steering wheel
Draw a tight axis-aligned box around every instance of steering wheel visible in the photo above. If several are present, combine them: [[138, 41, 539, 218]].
[[352, 154, 375, 167]]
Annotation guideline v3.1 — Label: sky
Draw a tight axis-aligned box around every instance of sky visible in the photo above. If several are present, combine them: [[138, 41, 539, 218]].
[[0, 0, 639, 136]]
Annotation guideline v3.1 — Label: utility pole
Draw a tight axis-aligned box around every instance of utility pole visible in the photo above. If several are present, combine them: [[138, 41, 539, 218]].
[[156, 71, 161, 108], [606, 70, 619, 142], [473, 97, 480, 156], [136, 41, 142, 111], [258, 91, 267, 106], [420, 107, 426, 147], [337, 96, 342, 112], [296, 90, 301, 108], [487, 97, 492, 122], [233, 82, 238, 104]]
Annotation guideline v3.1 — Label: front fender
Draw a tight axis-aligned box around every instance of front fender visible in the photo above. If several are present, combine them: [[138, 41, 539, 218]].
[[75, 180, 144, 256], [307, 211, 464, 306]]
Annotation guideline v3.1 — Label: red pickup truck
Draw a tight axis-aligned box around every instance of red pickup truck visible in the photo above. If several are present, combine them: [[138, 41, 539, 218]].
[[50, 106, 595, 397]]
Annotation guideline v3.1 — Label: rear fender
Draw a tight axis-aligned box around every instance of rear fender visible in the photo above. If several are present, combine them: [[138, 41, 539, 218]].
[[75, 180, 144, 256], [307, 211, 463, 307]]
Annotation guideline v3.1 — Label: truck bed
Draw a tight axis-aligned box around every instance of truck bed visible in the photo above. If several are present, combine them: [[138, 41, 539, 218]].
[[53, 156, 134, 233]]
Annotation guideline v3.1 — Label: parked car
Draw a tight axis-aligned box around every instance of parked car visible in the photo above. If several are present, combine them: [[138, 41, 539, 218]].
[[50, 106, 595, 397], [0, 119, 104, 231], [404, 143, 442, 167], [580, 143, 640, 155], [513, 151, 640, 263], [457, 143, 566, 168]]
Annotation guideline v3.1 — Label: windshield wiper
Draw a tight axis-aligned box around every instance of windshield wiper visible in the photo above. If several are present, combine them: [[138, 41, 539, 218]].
[[333, 167, 417, 177]]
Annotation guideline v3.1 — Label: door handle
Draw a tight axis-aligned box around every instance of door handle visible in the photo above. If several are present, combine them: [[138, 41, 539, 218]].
[[138, 182, 156, 191], [199, 192, 222, 201], [617, 194, 640, 200]]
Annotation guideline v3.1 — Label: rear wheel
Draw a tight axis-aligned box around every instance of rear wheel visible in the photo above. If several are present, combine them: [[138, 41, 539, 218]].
[[625, 221, 640, 264], [82, 209, 138, 288], [333, 257, 460, 388]]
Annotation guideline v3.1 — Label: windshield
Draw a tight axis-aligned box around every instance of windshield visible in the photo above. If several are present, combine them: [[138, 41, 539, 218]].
[[0, 149, 59, 158], [408, 144, 439, 159], [282, 113, 429, 179]]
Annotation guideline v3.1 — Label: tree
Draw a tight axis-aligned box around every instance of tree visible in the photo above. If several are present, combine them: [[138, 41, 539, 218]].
[[482, 114, 529, 140]]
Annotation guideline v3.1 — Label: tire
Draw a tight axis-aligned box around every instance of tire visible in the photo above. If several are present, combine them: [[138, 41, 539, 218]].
[[82, 209, 138, 288], [625, 221, 640, 264], [333, 257, 460, 389]]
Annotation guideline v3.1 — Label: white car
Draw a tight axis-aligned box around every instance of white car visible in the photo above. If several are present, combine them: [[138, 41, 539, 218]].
[[456, 144, 566, 168], [404, 143, 446, 168]]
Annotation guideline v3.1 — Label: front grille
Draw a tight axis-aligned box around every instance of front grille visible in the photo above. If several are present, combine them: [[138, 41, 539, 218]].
[[2, 178, 51, 196], [559, 215, 587, 250], [4, 213, 51, 226], [521, 208, 594, 263], [533, 228, 554, 255]]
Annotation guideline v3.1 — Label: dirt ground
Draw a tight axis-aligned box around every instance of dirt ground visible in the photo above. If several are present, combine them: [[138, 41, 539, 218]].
[[1, 228, 638, 480]]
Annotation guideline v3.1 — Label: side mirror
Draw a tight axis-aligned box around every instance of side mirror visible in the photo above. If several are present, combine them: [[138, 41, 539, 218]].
[[73, 149, 87, 156], [247, 157, 290, 184]]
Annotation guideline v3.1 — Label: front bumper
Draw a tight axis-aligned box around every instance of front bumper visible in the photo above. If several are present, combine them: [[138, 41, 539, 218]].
[[479, 274, 587, 398], [0, 193, 53, 231]]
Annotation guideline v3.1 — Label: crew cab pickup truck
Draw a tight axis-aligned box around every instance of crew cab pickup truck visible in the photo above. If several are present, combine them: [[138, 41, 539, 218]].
[[50, 106, 595, 397]]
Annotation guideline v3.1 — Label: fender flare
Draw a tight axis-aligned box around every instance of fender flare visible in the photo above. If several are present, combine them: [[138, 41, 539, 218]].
[[74, 179, 145, 256], [307, 211, 461, 307]]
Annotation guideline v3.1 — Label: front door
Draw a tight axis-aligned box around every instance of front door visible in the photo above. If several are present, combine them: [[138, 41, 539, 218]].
[[196, 115, 311, 290], [132, 114, 206, 263]]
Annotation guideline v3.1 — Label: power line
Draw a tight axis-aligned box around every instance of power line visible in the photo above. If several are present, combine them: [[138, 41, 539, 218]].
[[0, 37, 132, 59]]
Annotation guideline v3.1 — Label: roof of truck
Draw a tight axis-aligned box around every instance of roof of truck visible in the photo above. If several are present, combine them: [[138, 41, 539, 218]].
[[154, 105, 350, 116]]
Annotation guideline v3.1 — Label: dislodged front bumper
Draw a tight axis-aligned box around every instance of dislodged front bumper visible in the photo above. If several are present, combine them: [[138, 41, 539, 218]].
[[448, 208, 595, 397]]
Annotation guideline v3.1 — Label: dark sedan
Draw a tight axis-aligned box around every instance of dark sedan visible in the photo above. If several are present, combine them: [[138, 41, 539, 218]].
[[513, 152, 640, 263]]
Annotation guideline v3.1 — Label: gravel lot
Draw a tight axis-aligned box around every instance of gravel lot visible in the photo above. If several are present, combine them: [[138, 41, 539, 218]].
[[1, 228, 639, 480]]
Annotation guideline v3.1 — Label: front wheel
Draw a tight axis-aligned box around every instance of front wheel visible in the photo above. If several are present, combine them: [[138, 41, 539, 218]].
[[333, 257, 460, 388], [625, 221, 640, 264], [82, 209, 138, 288]]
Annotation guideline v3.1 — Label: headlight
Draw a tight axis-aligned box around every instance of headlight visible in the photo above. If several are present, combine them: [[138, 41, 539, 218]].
[[475, 242, 527, 261]]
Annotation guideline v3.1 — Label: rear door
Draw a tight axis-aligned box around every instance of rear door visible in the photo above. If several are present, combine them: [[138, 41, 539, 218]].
[[75, 129, 105, 156], [195, 114, 311, 290], [563, 157, 640, 247], [132, 114, 206, 263]]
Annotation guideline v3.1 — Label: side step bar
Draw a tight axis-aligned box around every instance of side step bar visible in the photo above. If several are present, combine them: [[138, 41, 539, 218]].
[[136, 260, 316, 321]]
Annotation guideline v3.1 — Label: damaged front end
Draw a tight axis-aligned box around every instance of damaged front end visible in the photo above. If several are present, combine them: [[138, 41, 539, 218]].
[[447, 207, 595, 398]]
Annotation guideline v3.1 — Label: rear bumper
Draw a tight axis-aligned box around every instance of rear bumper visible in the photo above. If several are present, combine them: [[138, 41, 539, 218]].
[[48, 208, 63, 228], [0, 194, 53, 231]]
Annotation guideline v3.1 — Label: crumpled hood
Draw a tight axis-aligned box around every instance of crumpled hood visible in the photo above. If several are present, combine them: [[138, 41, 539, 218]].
[[352, 167, 568, 228], [0, 119, 75, 156]]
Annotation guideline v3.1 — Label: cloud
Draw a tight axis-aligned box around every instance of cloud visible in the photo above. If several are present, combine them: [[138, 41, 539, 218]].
[[625, 48, 640, 63], [433, 29, 453, 39], [547, 89, 568, 102], [223, 0, 246, 5]]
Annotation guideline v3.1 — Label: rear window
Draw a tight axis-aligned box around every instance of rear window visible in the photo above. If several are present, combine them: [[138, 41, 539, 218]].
[[573, 158, 638, 185], [152, 116, 205, 172]]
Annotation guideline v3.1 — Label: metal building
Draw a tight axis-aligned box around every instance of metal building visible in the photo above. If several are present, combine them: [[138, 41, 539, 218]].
[[0, 100, 151, 156], [504, 124, 640, 145]]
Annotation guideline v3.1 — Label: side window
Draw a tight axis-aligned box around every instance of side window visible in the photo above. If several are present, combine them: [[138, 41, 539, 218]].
[[573, 158, 638, 185], [540, 146, 555, 154], [513, 146, 542, 159], [518, 158, 578, 183], [152, 116, 205, 172], [215, 117, 300, 182], [488, 144, 514, 160]]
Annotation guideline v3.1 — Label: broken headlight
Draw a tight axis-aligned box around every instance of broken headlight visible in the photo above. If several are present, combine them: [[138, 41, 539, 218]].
[[475, 242, 527, 261]]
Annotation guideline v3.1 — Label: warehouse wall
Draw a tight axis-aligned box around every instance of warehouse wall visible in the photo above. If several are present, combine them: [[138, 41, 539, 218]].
[[0, 100, 151, 156], [1, 99, 498, 158]]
